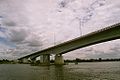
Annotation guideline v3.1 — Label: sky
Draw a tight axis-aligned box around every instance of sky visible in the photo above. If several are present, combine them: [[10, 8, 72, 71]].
[[0, 0, 120, 60]]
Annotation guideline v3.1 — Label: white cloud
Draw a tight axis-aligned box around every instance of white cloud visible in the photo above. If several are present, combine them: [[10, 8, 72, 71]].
[[0, 0, 120, 59]]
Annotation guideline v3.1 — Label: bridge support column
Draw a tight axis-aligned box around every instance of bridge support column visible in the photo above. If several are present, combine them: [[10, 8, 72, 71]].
[[30, 58, 37, 64], [55, 54, 64, 65], [22, 58, 29, 64], [40, 54, 50, 66]]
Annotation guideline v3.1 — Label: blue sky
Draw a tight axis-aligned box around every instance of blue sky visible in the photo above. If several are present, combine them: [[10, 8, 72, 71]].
[[0, 21, 16, 48], [0, 37, 15, 48], [0, 0, 120, 59]]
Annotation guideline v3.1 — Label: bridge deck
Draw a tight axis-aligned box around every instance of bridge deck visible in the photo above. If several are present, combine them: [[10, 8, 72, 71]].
[[18, 23, 120, 60]]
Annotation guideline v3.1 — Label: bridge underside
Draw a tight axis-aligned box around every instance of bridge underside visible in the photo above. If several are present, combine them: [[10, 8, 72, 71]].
[[18, 23, 120, 65]]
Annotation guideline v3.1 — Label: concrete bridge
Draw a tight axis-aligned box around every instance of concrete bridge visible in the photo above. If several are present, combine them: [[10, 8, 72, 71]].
[[18, 23, 120, 65]]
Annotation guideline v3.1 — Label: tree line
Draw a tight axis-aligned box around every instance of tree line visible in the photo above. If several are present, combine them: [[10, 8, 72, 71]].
[[64, 58, 120, 63]]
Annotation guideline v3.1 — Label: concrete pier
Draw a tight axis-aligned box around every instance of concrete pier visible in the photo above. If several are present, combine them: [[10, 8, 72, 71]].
[[40, 54, 50, 65], [54, 54, 64, 65], [30, 58, 36, 64], [22, 58, 29, 63]]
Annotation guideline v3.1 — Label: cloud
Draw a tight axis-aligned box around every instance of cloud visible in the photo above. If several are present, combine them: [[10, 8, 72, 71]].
[[0, 0, 120, 59], [24, 33, 43, 47], [8, 28, 28, 43], [63, 39, 120, 59], [4, 21, 17, 27], [86, 49, 120, 59]]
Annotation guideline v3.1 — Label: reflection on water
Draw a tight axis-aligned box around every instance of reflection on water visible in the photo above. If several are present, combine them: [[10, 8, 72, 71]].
[[54, 66, 64, 80], [0, 62, 120, 80]]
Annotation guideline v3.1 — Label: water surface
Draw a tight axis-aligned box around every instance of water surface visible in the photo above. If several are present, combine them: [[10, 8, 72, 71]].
[[0, 62, 120, 80]]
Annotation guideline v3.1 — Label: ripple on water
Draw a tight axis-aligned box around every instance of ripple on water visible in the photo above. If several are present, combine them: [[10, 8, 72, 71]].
[[0, 62, 120, 80]]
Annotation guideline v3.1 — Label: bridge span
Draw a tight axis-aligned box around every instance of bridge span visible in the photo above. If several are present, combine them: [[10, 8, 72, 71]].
[[18, 23, 120, 65]]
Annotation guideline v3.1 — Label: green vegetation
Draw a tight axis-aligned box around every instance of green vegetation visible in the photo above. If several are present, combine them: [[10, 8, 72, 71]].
[[64, 58, 120, 63], [0, 59, 15, 64], [0, 58, 120, 64]]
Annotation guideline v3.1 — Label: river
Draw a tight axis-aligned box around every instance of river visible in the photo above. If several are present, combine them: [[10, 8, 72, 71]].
[[0, 62, 120, 80]]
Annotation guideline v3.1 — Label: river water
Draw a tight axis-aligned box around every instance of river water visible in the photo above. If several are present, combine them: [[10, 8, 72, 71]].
[[0, 62, 120, 80]]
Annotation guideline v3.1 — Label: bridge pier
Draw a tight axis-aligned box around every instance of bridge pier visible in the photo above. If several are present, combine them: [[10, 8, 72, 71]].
[[40, 54, 50, 66], [30, 57, 37, 64], [21, 58, 29, 64], [54, 54, 64, 65]]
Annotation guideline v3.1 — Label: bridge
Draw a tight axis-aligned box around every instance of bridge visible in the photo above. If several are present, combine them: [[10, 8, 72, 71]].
[[18, 23, 120, 65]]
